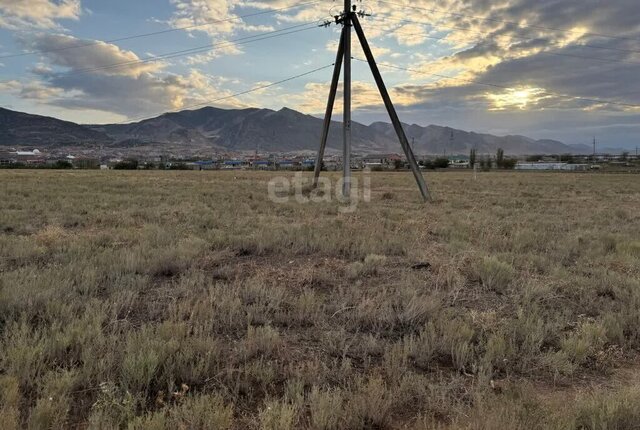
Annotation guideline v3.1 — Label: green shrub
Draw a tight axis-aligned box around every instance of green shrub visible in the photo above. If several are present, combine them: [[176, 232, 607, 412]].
[[475, 257, 516, 293]]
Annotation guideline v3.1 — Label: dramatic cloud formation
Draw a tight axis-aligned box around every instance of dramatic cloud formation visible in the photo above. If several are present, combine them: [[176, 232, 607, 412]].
[[0, 0, 81, 29], [2, 34, 246, 120], [246, 0, 640, 131], [1, 0, 639, 146]]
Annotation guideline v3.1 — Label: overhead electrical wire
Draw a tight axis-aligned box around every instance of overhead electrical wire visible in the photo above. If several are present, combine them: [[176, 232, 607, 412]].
[[0, 0, 321, 60], [351, 56, 640, 109], [117, 63, 335, 124], [373, 0, 640, 43], [3, 1, 636, 123], [55, 23, 320, 77], [0, 22, 323, 84]]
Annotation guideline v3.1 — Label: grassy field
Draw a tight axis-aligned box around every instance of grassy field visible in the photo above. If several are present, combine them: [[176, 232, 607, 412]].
[[1, 169, 640, 429]]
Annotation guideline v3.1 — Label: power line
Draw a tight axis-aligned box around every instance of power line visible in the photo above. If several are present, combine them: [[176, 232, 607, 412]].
[[0, 0, 321, 60], [0, 22, 321, 84], [117, 63, 335, 124], [374, 0, 640, 43], [58, 23, 319, 77], [351, 56, 640, 109], [366, 16, 640, 66]]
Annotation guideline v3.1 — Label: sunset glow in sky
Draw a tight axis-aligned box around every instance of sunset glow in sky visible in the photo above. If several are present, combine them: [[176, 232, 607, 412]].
[[1, 0, 639, 148]]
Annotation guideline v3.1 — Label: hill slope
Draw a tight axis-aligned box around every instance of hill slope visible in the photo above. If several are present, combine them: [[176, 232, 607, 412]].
[[1, 106, 580, 155], [0, 108, 112, 147], [96, 106, 577, 155]]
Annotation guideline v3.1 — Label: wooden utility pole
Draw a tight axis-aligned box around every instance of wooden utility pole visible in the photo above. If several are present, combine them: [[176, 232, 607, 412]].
[[313, 29, 345, 187], [313, 2, 432, 202], [351, 13, 430, 201], [342, 0, 352, 198]]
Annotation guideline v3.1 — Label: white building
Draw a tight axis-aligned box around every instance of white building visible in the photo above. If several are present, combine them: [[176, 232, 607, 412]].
[[515, 163, 589, 171]]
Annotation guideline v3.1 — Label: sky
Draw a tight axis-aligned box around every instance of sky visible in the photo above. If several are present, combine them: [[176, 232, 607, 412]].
[[0, 0, 639, 149]]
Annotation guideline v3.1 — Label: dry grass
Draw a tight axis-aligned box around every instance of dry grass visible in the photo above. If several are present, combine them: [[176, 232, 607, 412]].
[[1, 169, 640, 429]]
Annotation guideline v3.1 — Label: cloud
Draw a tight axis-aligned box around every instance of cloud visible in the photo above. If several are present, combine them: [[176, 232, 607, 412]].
[[166, 0, 276, 61], [0, 79, 65, 99], [340, 0, 640, 119], [22, 34, 164, 77], [355, 0, 637, 121], [3, 0, 640, 146], [0, 0, 81, 29], [169, 0, 273, 39], [4, 34, 245, 119], [287, 79, 422, 114], [170, 0, 237, 36], [392, 24, 428, 46]]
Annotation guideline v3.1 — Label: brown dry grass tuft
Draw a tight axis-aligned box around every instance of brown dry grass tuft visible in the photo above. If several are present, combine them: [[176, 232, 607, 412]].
[[1, 170, 639, 428]]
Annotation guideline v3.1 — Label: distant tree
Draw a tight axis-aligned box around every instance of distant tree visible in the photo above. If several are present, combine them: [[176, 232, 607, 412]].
[[113, 159, 139, 170], [420, 160, 434, 170], [52, 160, 73, 169], [560, 154, 574, 163], [0, 162, 26, 169], [501, 158, 518, 169], [393, 159, 404, 170], [433, 157, 450, 169], [621, 151, 629, 161], [469, 148, 477, 169], [169, 162, 189, 170], [526, 155, 543, 162], [479, 157, 491, 171], [496, 148, 505, 168]]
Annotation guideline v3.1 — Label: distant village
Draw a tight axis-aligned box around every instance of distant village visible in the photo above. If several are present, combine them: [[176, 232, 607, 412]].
[[1, 147, 639, 172]]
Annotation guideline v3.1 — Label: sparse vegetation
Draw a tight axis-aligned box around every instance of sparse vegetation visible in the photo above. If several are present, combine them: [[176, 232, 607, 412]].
[[421, 157, 450, 169], [113, 159, 139, 170], [52, 160, 73, 169], [496, 148, 505, 167], [1, 170, 639, 428], [496, 148, 517, 169], [479, 156, 492, 171]]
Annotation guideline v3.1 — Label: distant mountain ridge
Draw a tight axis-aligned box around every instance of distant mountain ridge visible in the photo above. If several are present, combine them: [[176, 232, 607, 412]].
[[1, 106, 589, 155], [0, 107, 111, 147]]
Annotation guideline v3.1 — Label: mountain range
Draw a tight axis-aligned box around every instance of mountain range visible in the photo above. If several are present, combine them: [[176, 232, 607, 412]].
[[0, 106, 594, 155]]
